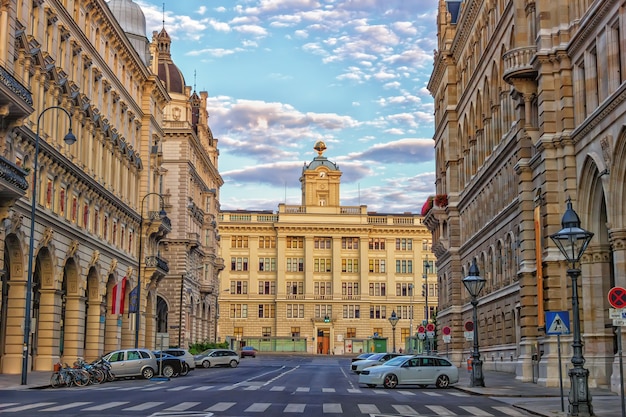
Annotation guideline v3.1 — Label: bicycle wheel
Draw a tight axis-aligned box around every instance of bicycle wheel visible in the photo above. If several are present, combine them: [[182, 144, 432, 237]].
[[90, 369, 105, 384], [50, 372, 62, 388], [106, 369, 116, 382], [73, 369, 90, 387]]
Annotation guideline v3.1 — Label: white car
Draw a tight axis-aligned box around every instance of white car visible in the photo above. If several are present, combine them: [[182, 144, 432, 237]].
[[358, 355, 459, 389], [162, 348, 196, 370], [350, 352, 403, 374], [194, 349, 240, 368]]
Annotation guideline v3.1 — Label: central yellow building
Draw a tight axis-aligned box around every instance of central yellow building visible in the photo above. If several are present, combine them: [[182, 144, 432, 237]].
[[218, 143, 436, 354]]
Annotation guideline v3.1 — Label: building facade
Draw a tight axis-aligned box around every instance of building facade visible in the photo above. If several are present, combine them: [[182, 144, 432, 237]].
[[0, 0, 221, 375], [428, 0, 626, 392], [218, 143, 436, 355]]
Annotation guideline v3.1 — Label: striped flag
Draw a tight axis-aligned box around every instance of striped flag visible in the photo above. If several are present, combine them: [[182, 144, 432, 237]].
[[111, 277, 127, 315]]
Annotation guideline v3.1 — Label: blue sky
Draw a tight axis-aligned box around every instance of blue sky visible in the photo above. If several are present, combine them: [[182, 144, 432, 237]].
[[137, 0, 439, 213]]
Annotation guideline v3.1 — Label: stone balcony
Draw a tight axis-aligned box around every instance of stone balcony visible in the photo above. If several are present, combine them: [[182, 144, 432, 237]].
[[503, 46, 538, 95]]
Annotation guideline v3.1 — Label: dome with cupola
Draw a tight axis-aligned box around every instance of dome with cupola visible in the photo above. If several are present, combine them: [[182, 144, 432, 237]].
[[107, 0, 150, 64], [155, 27, 186, 95]]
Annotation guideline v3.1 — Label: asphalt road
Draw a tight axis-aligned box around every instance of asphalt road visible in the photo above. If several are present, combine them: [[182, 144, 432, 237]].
[[0, 355, 534, 416]]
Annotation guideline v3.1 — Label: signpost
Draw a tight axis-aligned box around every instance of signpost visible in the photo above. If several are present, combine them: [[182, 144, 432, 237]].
[[464, 321, 474, 341], [608, 287, 626, 417], [545, 311, 570, 412], [442, 326, 451, 358]]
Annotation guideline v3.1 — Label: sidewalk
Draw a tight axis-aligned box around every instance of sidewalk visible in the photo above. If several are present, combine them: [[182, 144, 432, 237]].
[[0, 368, 624, 416], [455, 369, 624, 417]]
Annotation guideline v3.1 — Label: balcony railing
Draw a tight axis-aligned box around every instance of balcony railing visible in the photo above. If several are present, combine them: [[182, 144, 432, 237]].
[[145, 255, 169, 273], [503, 46, 538, 84]]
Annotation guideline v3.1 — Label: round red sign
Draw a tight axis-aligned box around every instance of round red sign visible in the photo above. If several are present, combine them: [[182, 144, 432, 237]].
[[464, 321, 474, 332], [417, 325, 425, 333], [442, 326, 451, 335], [608, 287, 626, 309], [426, 323, 435, 332]]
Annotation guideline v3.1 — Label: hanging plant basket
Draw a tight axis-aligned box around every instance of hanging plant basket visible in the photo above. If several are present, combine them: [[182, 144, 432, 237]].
[[434, 194, 448, 208]]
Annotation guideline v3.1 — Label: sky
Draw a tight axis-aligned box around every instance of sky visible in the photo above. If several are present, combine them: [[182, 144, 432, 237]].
[[136, 0, 439, 213]]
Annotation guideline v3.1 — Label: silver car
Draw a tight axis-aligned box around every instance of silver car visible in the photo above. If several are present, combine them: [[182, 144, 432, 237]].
[[162, 348, 196, 370], [350, 352, 403, 374], [358, 355, 459, 389], [194, 349, 239, 368], [102, 348, 158, 379]]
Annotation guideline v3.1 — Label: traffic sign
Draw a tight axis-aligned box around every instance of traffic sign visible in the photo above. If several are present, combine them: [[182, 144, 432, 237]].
[[417, 325, 425, 334], [464, 321, 474, 332], [609, 308, 626, 319], [442, 326, 451, 336], [426, 323, 435, 332], [608, 287, 626, 309], [545, 311, 570, 335], [443, 335, 451, 343], [464, 331, 473, 341]]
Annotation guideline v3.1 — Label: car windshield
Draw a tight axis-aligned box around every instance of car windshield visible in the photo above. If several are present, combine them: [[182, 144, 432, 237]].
[[198, 349, 215, 356], [382, 356, 410, 367], [364, 353, 385, 361]]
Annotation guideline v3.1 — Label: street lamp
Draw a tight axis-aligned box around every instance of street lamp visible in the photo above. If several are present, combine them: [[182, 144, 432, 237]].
[[550, 198, 594, 417], [409, 283, 414, 353], [388, 310, 399, 353], [22, 106, 76, 385], [135, 192, 167, 348], [463, 259, 486, 387], [423, 256, 430, 323]]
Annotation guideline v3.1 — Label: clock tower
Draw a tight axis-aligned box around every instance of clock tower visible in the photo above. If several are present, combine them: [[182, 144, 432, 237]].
[[300, 141, 342, 208]]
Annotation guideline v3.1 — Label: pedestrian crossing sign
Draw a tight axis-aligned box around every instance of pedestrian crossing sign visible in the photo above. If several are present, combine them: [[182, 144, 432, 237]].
[[545, 311, 570, 335]]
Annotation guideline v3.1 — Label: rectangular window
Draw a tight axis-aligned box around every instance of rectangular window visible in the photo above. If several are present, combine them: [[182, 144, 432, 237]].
[[291, 327, 301, 337], [230, 281, 249, 295], [234, 327, 243, 337], [314, 237, 332, 249], [341, 259, 358, 273], [373, 327, 383, 337], [286, 258, 304, 272], [287, 304, 305, 318], [258, 280, 276, 295], [314, 282, 332, 295], [231, 235, 249, 248], [369, 305, 387, 319], [395, 283, 413, 296], [368, 259, 386, 273], [395, 238, 413, 251], [341, 282, 359, 296], [314, 258, 332, 272], [368, 238, 386, 250], [230, 304, 248, 318], [342, 304, 360, 319], [286, 281, 304, 295], [346, 327, 356, 338], [314, 304, 332, 318], [395, 260, 413, 273], [258, 304, 275, 318], [259, 257, 276, 271], [341, 237, 359, 249], [369, 283, 386, 296], [286, 236, 304, 249], [262, 327, 272, 337], [259, 236, 276, 248]]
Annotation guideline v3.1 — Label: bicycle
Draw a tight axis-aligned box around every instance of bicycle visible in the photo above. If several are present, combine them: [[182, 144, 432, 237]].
[[50, 363, 90, 388]]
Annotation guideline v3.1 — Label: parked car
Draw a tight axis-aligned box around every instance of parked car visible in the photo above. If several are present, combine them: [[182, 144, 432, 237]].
[[153, 351, 189, 377], [351, 352, 375, 362], [351, 352, 404, 374], [102, 348, 158, 379], [240, 346, 258, 358], [194, 349, 240, 368], [358, 355, 459, 389], [161, 348, 196, 370]]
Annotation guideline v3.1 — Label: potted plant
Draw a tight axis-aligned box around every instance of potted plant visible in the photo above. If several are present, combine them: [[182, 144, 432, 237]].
[[434, 194, 448, 208]]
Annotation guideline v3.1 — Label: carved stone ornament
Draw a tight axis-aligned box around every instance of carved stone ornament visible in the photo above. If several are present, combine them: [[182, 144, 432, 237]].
[[108, 259, 118, 276], [4, 210, 23, 235], [89, 250, 100, 267], [68, 240, 80, 258], [40, 227, 54, 247], [600, 135, 612, 168]]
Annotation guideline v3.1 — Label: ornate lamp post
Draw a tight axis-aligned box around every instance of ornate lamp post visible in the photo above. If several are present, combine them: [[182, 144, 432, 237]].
[[463, 259, 486, 387], [409, 283, 414, 353], [388, 310, 399, 353], [135, 193, 167, 348], [550, 198, 594, 417], [22, 106, 76, 385]]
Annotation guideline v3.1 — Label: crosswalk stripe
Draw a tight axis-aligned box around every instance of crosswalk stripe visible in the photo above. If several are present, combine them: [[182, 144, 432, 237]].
[[270, 386, 285, 391], [425, 405, 456, 416], [347, 388, 362, 393], [82, 401, 129, 410], [492, 406, 528, 416], [218, 385, 236, 390], [205, 402, 236, 412], [448, 391, 470, 396], [296, 387, 309, 392], [358, 404, 380, 413], [372, 389, 389, 395], [322, 388, 335, 393], [284, 403, 306, 412], [141, 386, 163, 391], [40, 402, 92, 411], [244, 385, 260, 390], [423, 391, 443, 396], [167, 385, 189, 391], [245, 402, 271, 412], [163, 402, 201, 411], [397, 390, 416, 396], [459, 405, 495, 416], [392, 404, 419, 414], [323, 403, 342, 413], [0, 404, 18, 409], [192, 386, 213, 391], [123, 402, 164, 411], [0, 403, 55, 412]]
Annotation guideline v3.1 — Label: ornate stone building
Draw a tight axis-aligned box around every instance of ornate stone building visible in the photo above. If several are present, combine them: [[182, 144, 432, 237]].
[[0, 0, 222, 375], [427, 0, 626, 392], [218, 143, 436, 354]]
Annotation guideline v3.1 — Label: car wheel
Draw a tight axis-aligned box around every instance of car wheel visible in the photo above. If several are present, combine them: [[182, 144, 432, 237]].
[[180, 363, 189, 376], [367, 384, 377, 388], [162, 365, 174, 378], [202, 360, 211, 368], [436, 374, 450, 388], [383, 374, 398, 389], [229, 359, 239, 368], [142, 367, 155, 379]]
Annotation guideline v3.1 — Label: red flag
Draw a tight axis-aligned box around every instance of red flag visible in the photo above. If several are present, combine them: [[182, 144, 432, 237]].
[[111, 277, 127, 315]]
